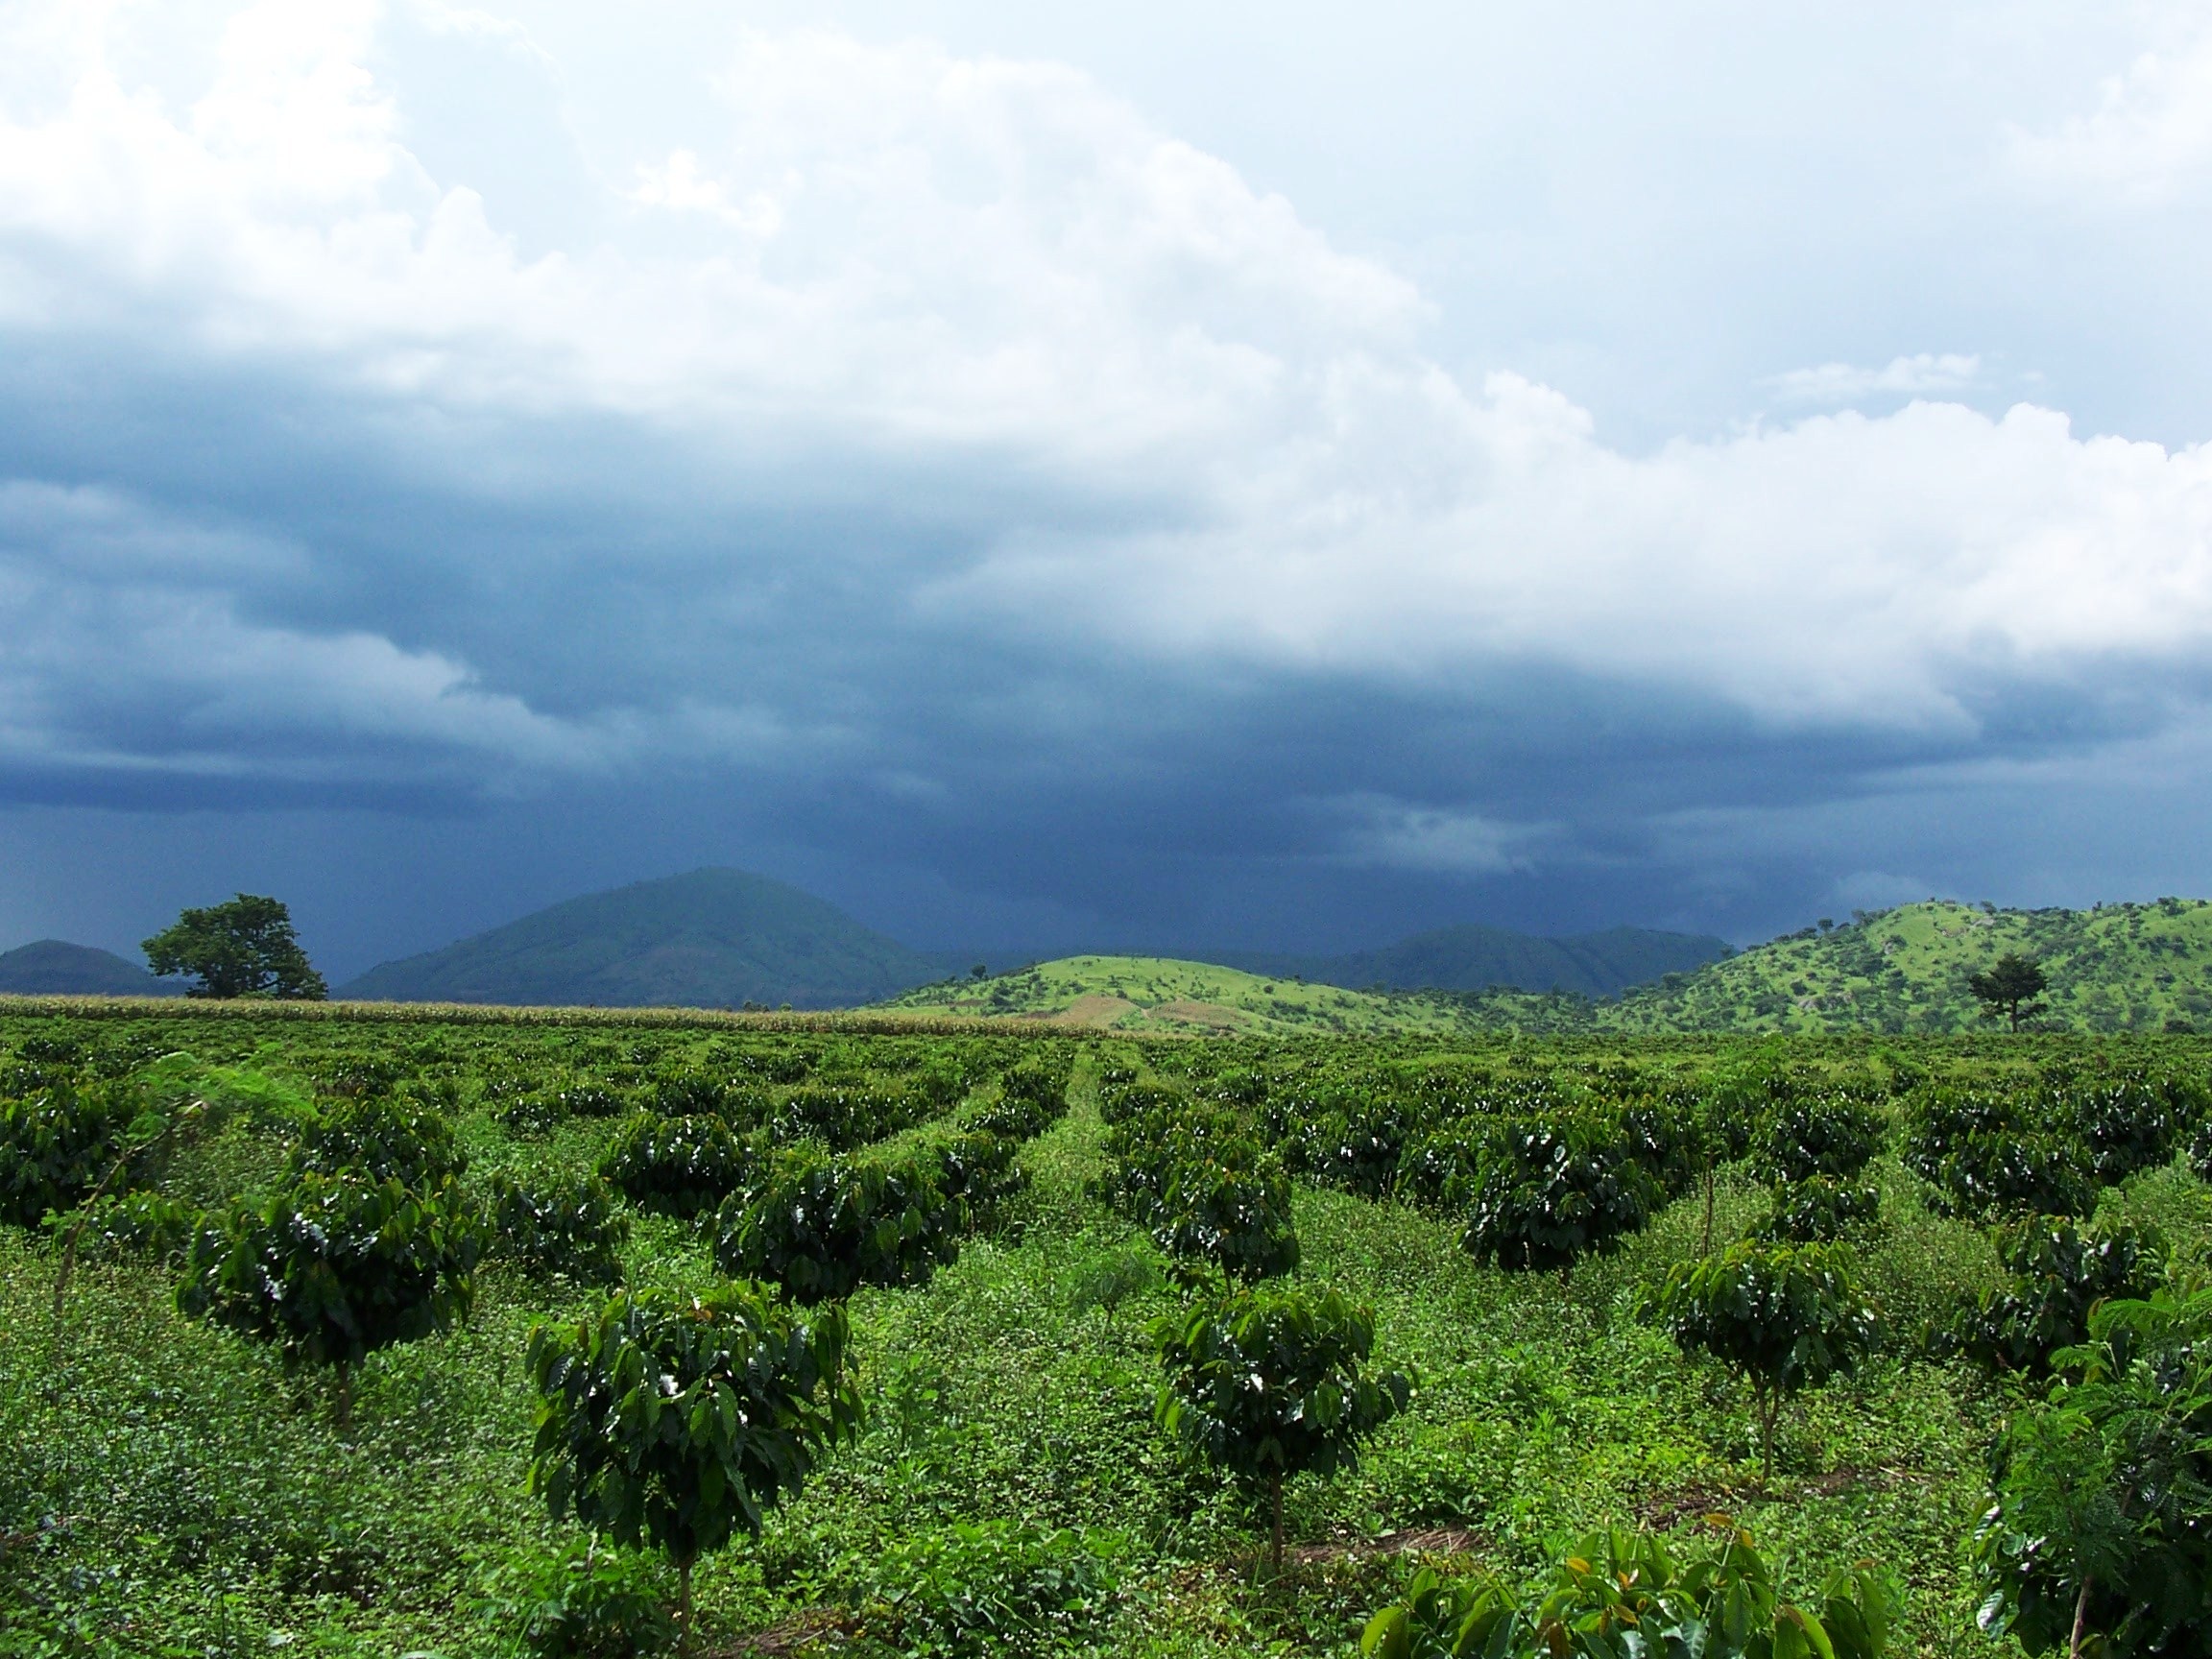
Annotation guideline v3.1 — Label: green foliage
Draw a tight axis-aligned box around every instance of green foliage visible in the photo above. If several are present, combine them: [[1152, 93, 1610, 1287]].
[[2058, 1077, 2184, 1184], [1749, 1175, 1883, 1243], [1152, 1279, 1409, 1568], [143, 892, 327, 1000], [1967, 952, 2049, 1030], [1947, 1214, 2164, 1378], [1150, 1152, 1301, 1282], [849, 1521, 1125, 1658], [525, 1285, 863, 1574], [0, 1080, 136, 1226], [179, 1170, 486, 1385], [1645, 1239, 1879, 1478], [54, 1187, 198, 1264], [1360, 1527, 1898, 1659], [487, 1171, 631, 1286], [711, 1143, 965, 1303], [1461, 1116, 1659, 1272], [474, 1538, 677, 1659], [1902, 1092, 2094, 1221], [1976, 1283, 2212, 1655], [290, 1096, 468, 1186], [1749, 1095, 1886, 1185], [596, 1113, 753, 1219]]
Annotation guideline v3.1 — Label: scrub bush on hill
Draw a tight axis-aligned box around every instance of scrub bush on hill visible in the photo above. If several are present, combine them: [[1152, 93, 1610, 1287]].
[[1461, 1116, 1661, 1273], [1152, 1279, 1410, 1573], [711, 1144, 965, 1303], [1976, 1283, 2212, 1657], [289, 1096, 468, 1187], [1946, 1214, 2165, 1379], [488, 1170, 631, 1286], [597, 1114, 754, 1219], [180, 1170, 487, 1427], [526, 1284, 863, 1638]]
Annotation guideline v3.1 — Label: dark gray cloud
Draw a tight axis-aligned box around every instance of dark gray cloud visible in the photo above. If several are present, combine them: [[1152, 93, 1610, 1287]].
[[2, 4, 2210, 976]]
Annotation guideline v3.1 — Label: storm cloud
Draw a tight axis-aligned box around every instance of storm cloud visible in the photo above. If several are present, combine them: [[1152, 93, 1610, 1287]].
[[3, 0, 2210, 975]]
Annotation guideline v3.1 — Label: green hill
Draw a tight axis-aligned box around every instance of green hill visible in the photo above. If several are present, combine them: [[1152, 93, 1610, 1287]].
[[339, 869, 939, 1010], [879, 954, 1493, 1037], [1602, 897, 2212, 1033], [1227, 922, 1730, 997], [0, 940, 180, 997]]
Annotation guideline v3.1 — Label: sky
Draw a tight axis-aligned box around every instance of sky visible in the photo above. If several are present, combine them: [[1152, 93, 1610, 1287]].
[[3, 0, 2212, 979]]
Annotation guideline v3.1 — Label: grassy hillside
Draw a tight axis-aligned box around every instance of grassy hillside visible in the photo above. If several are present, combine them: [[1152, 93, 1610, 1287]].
[[341, 868, 939, 1010], [1220, 922, 1731, 998], [880, 954, 1499, 1037], [1605, 896, 2212, 1033]]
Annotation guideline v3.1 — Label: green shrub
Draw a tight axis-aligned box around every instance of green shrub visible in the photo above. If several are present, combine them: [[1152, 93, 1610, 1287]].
[[488, 1171, 630, 1286], [52, 1188, 198, 1265], [712, 1145, 965, 1303], [1152, 1280, 1410, 1571], [1284, 1095, 1411, 1199], [289, 1096, 468, 1187], [1947, 1214, 2164, 1378], [851, 1521, 1124, 1659], [2059, 1078, 2183, 1184], [0, 1082, 136, 1227], [596, 1114, 753, 1219], [1360, 1526, 1898, 1659], [1150, 1154, 1301, 1282], [1976, 1284, 2212, 1656], [770, 1083, 928, 1149], [179, 1171, 486, 1425], [1461, 1117, 1659, 1273], [474, 1538, 676, 1659], [928, 1129, 1027, 1225], [526, 1284, 862, 1630], [1644, 1239, 1879, 1479], [1749, 1175, 1882, 1243], [1749, 1096, 1886, 1185]]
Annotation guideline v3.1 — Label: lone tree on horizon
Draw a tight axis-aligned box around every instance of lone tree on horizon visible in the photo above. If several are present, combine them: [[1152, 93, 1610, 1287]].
[[144, 893, 327, 999], [1967, 950, 2048, 1031]]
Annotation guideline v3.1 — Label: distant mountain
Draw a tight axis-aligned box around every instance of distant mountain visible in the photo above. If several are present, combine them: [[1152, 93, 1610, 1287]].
[[1216, 923, 1732, 998], [1604, 898, 2212, 1033], [0, 939, 180, 997], [340, 869, 940, 1010]]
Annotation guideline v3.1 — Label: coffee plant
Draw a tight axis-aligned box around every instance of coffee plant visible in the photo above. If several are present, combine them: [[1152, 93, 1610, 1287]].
[[1749, 1095, 1886, 1186], [180, 1170, 487, 1426], [1152, 1280, 1409, 1571], [289, 1096, 467, 1187], [711, 1144, 965, 1303], [1644, 1239, 1879, 1479], [0, 1080, 137, 1227], [1461, 1116, 1660, 1273], [1150, 1153, 1301, 1282], [597, 1114, 754, 1219], [1749, 1175, 1883, 1243], [1976, 1283, 2212, 1657], [526, 1284, 862, 1638], [487, 1170, 631, 1286], [1946, 1214, 2164, 1378]]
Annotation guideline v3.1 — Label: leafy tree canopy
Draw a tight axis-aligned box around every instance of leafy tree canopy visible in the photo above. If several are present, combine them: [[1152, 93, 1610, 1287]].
[[1967, 952, 2049, 1031], [143, 893, 326, 1000]]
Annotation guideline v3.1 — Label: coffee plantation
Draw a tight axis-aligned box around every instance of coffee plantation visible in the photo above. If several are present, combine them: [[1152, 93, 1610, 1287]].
[[5, 1000, 2212, 1654]]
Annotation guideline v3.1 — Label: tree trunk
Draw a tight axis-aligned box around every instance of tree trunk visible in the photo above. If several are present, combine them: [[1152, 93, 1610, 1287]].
[[334, 1362, 352, 1433], [678, 1557, 694, 1656], [2070, 1575, 2094, 1659], [1270, 1472, 1285, 1575], [1756, 1386, 1776, 1484]]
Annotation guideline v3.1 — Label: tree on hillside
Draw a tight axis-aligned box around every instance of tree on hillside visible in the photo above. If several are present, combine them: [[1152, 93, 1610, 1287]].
[[144, 894, 326, 999], [1968, 952, 2049, 1031]]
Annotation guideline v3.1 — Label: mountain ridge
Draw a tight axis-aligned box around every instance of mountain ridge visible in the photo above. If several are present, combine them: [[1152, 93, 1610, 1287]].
[[0, 939, 181, 998]]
